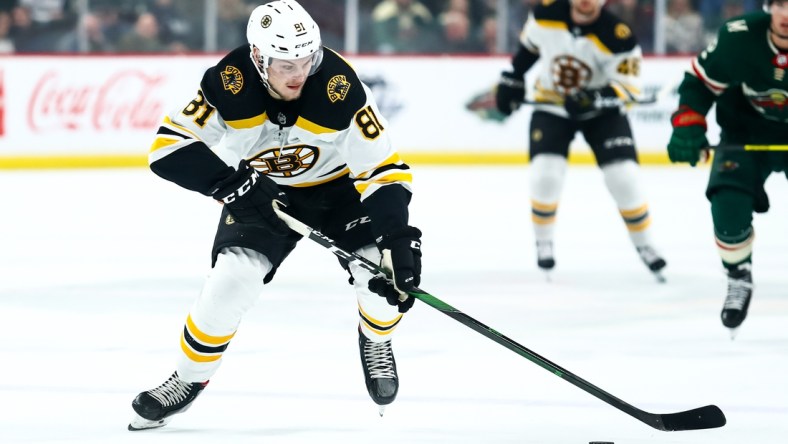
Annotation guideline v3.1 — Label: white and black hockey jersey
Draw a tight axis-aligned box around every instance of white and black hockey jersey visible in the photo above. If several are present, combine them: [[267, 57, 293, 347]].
[[148, 45, 412, 206], [518, 0, 642, 117]]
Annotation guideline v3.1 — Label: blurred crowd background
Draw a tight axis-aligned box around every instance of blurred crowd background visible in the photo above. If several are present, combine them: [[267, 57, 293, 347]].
[[0, 0, 763, 56]]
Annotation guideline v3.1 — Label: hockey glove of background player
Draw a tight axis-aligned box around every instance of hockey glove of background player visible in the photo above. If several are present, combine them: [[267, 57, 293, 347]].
[[211, 160, 291, 236], [668, 106, 709, 167], [368, 226, 422, 313], [564, 86, 620, 120], [495, 71, 525, 116]]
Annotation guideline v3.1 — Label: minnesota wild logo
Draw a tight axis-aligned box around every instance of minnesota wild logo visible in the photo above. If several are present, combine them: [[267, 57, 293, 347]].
[[743, 84, 788, 122]]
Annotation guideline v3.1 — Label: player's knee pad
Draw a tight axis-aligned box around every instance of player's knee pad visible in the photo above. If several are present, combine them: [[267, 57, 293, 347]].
[[350, 244, 403, 341], [601, 159, 644, 208], [192, 246, 271, 332], [602, 160, 653, 241], [711, 190, 754, 243], [529, 153, 568, 203]]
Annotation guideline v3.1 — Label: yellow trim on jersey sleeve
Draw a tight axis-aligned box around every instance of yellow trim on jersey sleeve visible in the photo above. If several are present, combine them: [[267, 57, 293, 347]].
[[162, 115, 201, 140], [226, 112, 267, 129], [584, 34, 612, 55], [535, 19, 568, 30], [354, 171, 413, 194], [295, 116, 338, 134], [149, 136, 180, 154], [355, 153, 405, 180], [374, 153, 403, 170]]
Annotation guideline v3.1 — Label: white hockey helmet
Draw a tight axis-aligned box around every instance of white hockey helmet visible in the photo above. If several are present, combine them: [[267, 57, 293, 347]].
[[247, 0, 323, 86]]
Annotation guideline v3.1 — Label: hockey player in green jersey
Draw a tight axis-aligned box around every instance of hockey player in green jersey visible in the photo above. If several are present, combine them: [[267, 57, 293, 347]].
[[668, 0, 788, 334]]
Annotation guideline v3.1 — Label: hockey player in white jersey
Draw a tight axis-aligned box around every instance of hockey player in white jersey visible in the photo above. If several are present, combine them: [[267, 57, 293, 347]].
[[128, 0, 422, 430], [495, 0, 666, 279]]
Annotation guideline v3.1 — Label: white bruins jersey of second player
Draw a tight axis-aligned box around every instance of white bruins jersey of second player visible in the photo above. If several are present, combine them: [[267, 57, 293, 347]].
[[149, 45, 411, 201], [520, 0, 642, 118]]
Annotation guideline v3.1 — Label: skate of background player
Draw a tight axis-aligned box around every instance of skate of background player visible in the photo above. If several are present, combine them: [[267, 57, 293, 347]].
[[0, 166, 785, 443]]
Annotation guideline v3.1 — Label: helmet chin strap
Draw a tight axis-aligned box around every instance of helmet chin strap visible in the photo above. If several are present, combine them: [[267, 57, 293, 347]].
[[266, 84, 284, 100], [250, 45, 275, 92]]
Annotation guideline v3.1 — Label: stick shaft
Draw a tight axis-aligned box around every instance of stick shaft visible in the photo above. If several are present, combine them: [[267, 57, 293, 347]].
[[271, 202, 725, 431], [711, 144, 788, 151]]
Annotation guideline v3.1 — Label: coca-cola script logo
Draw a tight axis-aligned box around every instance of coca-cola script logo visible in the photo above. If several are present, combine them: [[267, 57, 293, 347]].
[[28, 70, 166, 132]]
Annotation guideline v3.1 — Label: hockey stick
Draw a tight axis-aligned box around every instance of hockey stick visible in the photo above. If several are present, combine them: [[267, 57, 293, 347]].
[[271, 201, 726, 432], [710, 144, 788, 152], [521, 96, 657, 106]]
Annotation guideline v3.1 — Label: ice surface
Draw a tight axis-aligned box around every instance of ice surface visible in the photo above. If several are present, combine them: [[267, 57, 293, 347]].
[[0, 165, 785, 444]]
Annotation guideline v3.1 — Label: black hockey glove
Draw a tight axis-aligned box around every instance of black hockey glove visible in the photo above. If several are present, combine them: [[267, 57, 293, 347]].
[[564, 86, 620, 120], [369, 276, 415, 313], [495, 71, 525, 116], [211, 161, 291, 236], [367, 226, 422, 313]]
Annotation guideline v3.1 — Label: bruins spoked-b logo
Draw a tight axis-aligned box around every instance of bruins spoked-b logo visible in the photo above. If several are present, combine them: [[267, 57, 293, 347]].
[[261, 15, 272, 28], [221, 65, 244, 95], [327, 75, 351, 103], [249, 145, 320, 178], [550, 55, 591, 96]]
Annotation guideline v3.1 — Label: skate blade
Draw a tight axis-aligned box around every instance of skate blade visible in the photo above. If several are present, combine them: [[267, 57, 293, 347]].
[[378, 405, 386, 417], [538, 267, 553, 282], [652, 271, 666, 284], [128, 414, 170, 431], [728, 327, 740, 340], [543, 271, 552, 282]]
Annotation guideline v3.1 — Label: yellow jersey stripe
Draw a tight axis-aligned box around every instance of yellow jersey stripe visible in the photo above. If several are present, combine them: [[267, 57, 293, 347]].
[[226, 113, 267, 129], [295, 116, 337, 134]]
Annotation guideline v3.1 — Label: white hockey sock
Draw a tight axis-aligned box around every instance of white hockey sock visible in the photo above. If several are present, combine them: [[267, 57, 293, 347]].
[[716, 230, 755, 265], [530, 154, 567, 243], [177, 247, 271, 382], [601, 160, 653, 247], [350, 244, 402, 342]]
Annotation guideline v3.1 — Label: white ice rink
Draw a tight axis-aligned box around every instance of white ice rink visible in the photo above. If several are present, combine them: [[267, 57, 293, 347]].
[[0, 165, 786, 444]]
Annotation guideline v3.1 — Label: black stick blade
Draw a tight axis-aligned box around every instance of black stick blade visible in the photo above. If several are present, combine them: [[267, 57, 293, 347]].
[[651, 405, 726, 431]]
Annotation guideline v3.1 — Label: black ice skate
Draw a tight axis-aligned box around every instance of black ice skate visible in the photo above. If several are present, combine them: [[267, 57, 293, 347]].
[[636, 245, 667, 283], [128, 371, 208, 431], [535, 240, 555, 276], [721, 264, 753, 337], [358, 328, 398, 416]]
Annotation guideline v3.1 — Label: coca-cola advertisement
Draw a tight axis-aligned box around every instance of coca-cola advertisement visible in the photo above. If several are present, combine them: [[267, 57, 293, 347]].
[[28, 69, 166, 133], [0, 56, 206, 157], [0, 55, 690, 166]]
